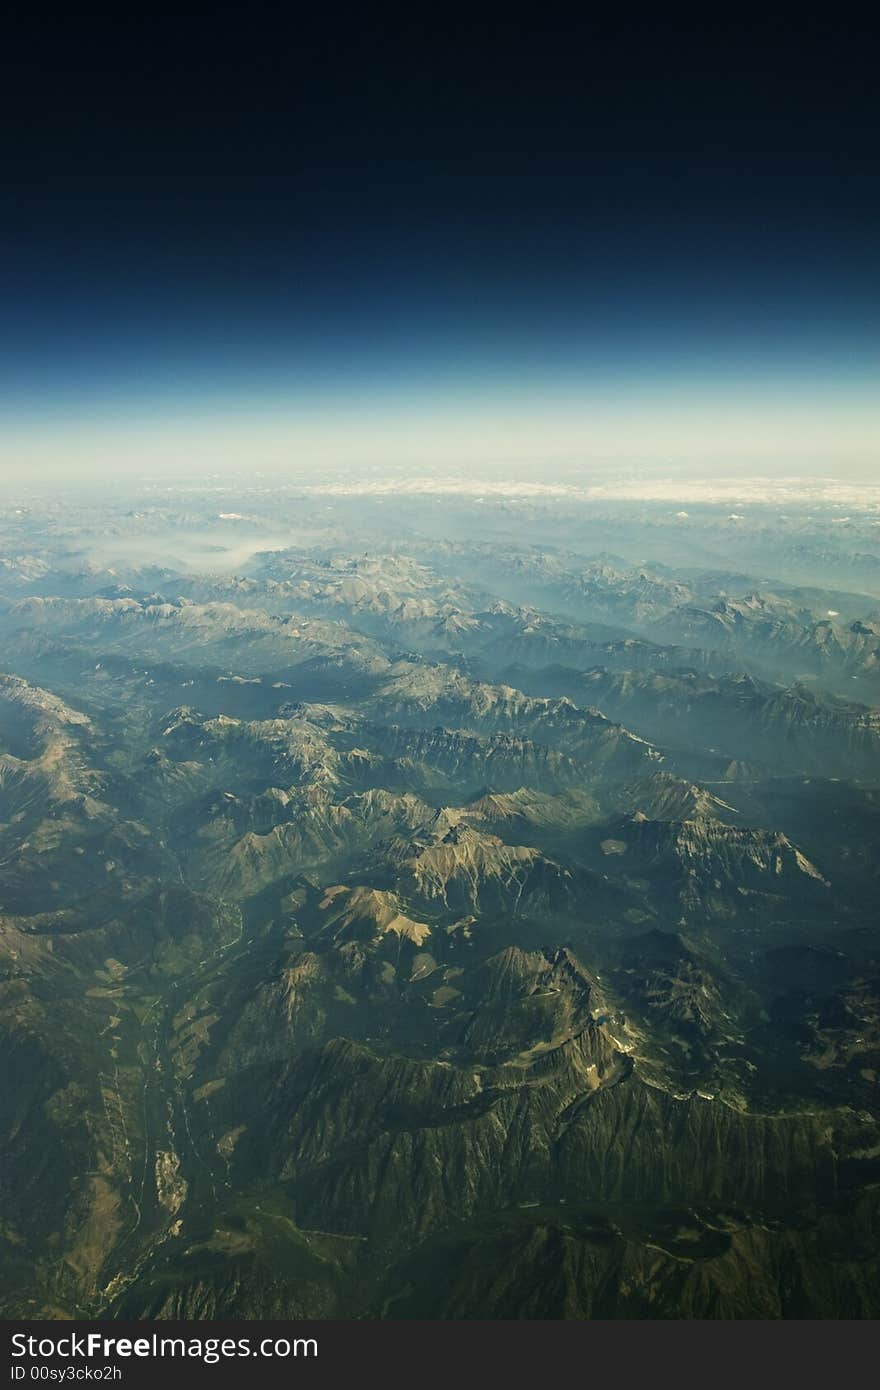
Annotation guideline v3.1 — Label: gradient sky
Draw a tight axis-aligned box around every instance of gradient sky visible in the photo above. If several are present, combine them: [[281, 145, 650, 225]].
[[2, 9, 878, 481]]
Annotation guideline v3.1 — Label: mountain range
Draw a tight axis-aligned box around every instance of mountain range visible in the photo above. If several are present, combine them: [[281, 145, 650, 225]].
[[1, 489, 878, 1319]]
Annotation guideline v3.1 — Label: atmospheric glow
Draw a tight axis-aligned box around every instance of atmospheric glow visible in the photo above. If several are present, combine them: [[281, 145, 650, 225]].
[[2, 372, 877, 483]]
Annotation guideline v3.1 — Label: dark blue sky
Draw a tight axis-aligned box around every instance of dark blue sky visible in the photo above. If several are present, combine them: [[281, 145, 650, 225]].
[[2, 8, 878, 476]]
